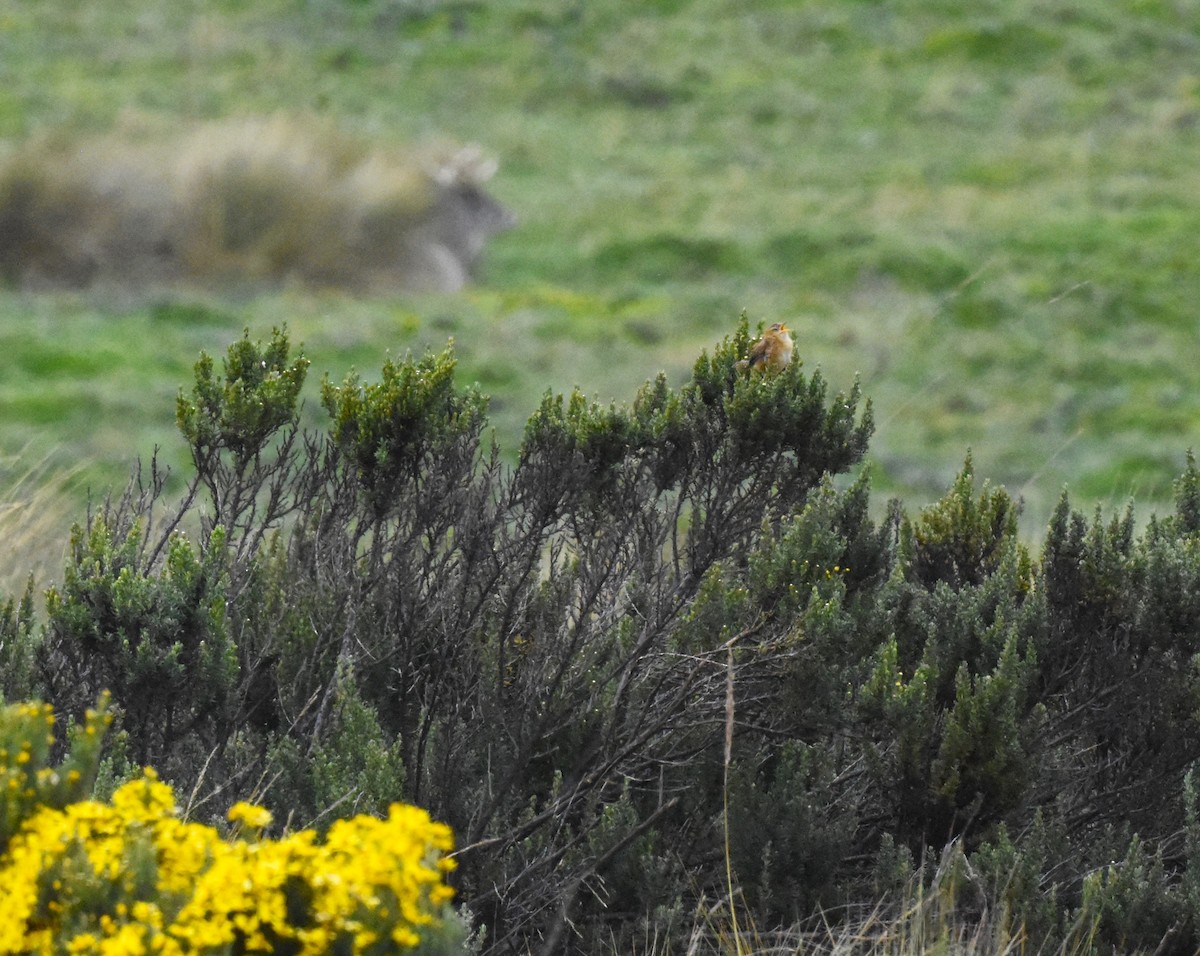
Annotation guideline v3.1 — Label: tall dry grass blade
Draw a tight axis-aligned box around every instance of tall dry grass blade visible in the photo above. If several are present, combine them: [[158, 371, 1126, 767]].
[[0, 448, 81, 599], [723, 643, 745, 956]]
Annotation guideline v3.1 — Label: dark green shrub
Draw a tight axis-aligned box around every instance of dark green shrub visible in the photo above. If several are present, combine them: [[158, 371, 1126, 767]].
[[0, 582, 40, 703], [42, 520, 238, 773], [17, 320, 1200, 953]]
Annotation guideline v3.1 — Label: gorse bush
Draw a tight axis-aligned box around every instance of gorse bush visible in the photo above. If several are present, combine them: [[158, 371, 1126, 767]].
[[7, 318, 1200, 952], [0, 697, 463, 955]]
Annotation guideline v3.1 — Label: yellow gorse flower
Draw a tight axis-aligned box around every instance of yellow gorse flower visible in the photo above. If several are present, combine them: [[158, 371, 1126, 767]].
[[0, 765, 457, 955], [226, 801, 273, 830]]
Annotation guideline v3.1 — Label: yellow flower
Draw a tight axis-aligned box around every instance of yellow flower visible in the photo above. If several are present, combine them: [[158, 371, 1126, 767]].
[[0, 704, 457, 956], [226, 802, 273, 830], [111, 771, 176, 824], [67, 933, 100, 954]]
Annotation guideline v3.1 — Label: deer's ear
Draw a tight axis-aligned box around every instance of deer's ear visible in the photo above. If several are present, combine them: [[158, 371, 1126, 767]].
[[467, 155, 499, 182]]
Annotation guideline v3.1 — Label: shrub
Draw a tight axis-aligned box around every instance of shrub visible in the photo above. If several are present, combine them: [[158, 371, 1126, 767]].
[[12, 319, 1200, 952], [0, 696, 464, 955]]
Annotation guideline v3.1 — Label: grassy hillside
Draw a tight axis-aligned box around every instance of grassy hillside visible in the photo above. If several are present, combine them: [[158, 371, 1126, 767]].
[[1, 0, 1199, 548]]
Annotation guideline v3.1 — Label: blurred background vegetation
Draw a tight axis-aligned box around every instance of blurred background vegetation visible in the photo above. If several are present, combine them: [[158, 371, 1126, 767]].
[[1, 0, 1198, 556]]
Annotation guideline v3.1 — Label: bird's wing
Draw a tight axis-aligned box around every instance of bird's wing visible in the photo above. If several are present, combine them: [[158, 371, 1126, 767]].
[[746, 337, 771, 367]]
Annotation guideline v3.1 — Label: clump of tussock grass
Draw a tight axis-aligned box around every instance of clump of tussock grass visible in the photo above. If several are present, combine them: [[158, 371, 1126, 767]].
[[0, 115, 516, 295], [680, 857, 1104, 956], [0, 129, 178, 291]]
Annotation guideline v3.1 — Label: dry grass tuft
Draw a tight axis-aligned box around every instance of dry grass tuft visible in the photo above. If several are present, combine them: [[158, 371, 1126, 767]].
[[679, 858, 1104, 956], [0, 448, 79, 599]]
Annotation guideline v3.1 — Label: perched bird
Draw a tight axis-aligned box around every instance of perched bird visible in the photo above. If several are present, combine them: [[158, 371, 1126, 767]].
[[737, 322, 794, 374]]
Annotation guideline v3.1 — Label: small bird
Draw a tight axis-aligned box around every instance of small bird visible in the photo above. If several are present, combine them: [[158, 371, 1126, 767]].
[[737, 322, 794, 374]]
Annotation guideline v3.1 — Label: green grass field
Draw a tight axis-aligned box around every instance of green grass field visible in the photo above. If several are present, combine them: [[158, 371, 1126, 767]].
[[2, 0, 1199, 555]]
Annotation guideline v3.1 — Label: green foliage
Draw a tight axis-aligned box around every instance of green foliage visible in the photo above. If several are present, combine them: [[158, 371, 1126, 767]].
[[267, 668, 408, 824], [903, 455, 1028, 591], [726, 741, 856, 924], [0, 583, 40, 704], [176, 327, 311, 549], [43, 519, 238, 770], [0, 696, 110, 855], [1079, 837, 1181, 954], [1172, 450, 1200, 536], [13, 326, 1200, 952], [177, 326, 308, 469], [322, 343, 488, 512], [929, 631, 1034, 823], [520, 388, 641, 503]]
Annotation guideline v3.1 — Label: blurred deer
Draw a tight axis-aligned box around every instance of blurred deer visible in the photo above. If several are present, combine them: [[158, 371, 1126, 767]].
[[392, 145, 519, 291], [0, 117, 517, 293]]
